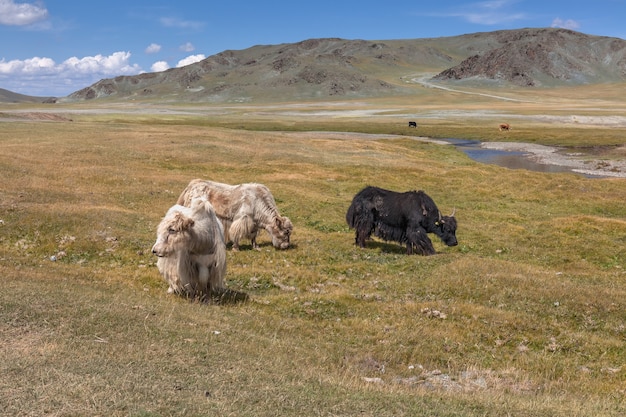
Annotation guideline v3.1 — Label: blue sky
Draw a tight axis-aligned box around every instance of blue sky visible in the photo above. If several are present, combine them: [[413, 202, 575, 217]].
[[1, 0, 625, 97]]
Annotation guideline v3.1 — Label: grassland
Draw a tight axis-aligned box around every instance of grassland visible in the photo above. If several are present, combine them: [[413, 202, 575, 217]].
[[1, 88, 626, 416]]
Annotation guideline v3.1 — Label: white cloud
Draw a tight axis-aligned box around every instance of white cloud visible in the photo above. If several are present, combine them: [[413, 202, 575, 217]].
[[176, 54, 205, 67], [0, 0, 48, 26], [145, 43, 162, 54], [61, 52, 140, 75], [151, 61, 170, 72], [0, 52, 142, 96], [179, 42, 195, 52], [159, 17, 204, 30], [464, 11, 526, 25], [0, 56, 55, 74], [477, 0, 512, 8], [425, 0, 526, 26], [551, 18, 580, 31], [463, 0, 526, 25]]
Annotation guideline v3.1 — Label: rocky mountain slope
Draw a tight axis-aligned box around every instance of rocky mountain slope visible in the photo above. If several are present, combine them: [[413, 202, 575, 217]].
[[433, 28, 626, 86]]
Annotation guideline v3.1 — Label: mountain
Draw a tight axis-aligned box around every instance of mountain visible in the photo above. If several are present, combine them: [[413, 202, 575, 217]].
[[0, 88, 57, 104], [433, 28, 626, 86], [63, 28, 626, 103], [66, 37, 459, 103]]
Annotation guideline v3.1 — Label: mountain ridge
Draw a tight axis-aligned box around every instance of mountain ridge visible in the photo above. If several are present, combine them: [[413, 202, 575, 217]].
[[66, 28, 623, 103], [3, 28, 625, 103], [0, 87, 56, 104]]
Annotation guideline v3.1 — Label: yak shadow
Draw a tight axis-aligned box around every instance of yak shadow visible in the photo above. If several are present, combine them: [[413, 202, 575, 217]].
[[363, 240, 407, 255], [361, 240, 445, 256], [210, 287, 250, 305], [177, 288, 250, 305], [226, 241, 298, 251]]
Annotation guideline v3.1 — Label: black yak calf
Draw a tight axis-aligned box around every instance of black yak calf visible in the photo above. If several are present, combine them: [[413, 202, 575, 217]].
[[346, 186, 458, 255]]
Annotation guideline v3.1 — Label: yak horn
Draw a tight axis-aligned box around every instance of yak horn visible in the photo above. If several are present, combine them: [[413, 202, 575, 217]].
[[438, 211, 442, 221], [450, 208, 456, 217]]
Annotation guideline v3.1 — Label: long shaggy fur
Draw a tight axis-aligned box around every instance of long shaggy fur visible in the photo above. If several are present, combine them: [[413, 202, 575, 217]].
[[177, 179, 293, 251], [152, 198, 227, 298], [346, 186, 458, 255]]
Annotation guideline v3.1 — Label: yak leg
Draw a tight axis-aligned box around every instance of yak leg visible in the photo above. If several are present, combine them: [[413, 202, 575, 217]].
[[355, 226, 374, 248], [407, 227, 436, 255], [198, 264, 210, 293], [250, 229, 261, 250], [406, 241, 413, 255]]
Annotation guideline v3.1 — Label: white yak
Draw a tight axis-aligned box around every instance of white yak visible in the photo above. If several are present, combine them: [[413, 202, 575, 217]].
[[151, 197, 226, 299], [177, 179, 293, 251]]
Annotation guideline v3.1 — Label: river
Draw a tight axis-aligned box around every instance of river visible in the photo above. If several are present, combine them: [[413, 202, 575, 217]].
[[445, 139, 577, 175]]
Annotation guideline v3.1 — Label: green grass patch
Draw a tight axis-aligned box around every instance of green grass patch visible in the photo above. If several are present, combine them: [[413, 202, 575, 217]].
[[1, 104, 626, 416]]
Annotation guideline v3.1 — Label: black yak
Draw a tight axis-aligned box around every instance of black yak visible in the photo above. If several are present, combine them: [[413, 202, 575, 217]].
[[346, 186, 458, 255]]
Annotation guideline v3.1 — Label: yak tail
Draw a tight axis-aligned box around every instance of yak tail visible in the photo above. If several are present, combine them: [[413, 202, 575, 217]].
[[228, 214, 256, 242], [346, 201, 357, 228], [346, 198, 374, 231]]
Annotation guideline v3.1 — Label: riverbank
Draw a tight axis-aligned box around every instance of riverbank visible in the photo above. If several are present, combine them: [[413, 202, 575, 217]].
[[284, 132, 626, 178], [482, 142, 626, 178]]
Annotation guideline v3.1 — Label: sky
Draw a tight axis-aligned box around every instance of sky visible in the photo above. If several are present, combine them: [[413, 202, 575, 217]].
[[1, 0, 625, 97]]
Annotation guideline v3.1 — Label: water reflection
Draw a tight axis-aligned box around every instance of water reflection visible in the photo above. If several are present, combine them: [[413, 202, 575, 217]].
[[445, 138, 575, 175]]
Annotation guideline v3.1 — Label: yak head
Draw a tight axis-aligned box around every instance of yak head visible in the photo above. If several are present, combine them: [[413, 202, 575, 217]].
[[152, 199, 215, 257], [152, 209, 195, 258], [434, 209, 458, 247], [269, 215, 293, 249]]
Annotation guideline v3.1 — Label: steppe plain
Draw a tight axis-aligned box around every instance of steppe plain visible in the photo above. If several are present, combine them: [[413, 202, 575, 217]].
[[1, 79, 626, 416]]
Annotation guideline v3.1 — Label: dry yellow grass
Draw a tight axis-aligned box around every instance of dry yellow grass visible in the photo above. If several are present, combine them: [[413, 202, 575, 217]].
[[1, 99, 625, 416]]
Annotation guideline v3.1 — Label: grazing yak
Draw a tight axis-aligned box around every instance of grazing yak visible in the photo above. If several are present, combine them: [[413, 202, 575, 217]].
[[152, 197, 227, 298], [408, 121, 417, 128], [499, 123, 511, 131], [177, 179, 293, 251], [346, 186, 458, 255]]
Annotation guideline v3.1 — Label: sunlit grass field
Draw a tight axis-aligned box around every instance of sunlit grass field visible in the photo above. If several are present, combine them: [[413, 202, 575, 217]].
[[1, 95, 625, 416]]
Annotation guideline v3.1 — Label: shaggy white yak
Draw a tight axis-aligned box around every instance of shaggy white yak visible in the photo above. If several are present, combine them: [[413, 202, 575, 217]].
[[151, 197, 226, 298], [177, 179, 293, 251]]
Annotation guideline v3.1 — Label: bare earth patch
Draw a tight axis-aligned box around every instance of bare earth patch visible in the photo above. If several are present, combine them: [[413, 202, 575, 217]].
[[0, 112, 73, 122]]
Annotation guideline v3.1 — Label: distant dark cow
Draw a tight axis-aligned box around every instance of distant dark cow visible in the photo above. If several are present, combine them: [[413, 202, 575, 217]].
[[499, 123, 510, 131], [408, 121, 417, 128], [346, 186, 458, 255]]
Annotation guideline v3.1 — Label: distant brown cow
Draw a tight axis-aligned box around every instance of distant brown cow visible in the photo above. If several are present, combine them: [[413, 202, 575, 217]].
[[499, 123, 511, 131]]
